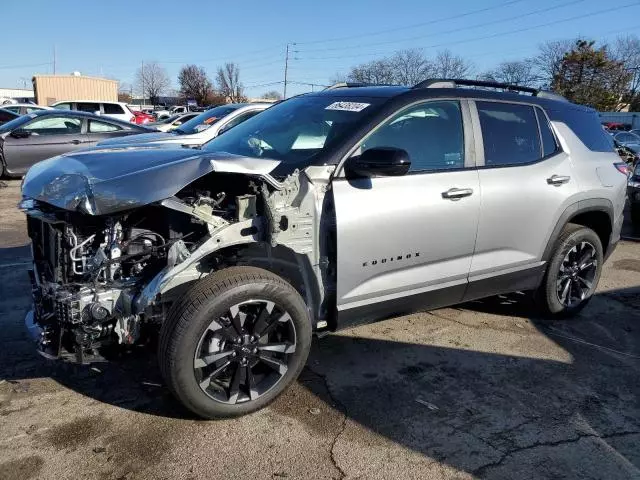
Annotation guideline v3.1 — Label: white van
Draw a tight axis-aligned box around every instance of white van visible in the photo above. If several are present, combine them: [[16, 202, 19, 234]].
[[51, 100, 135, 123]]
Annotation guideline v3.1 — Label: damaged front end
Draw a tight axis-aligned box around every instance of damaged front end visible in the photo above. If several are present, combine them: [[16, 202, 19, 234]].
[[21, 150, 331, 363]]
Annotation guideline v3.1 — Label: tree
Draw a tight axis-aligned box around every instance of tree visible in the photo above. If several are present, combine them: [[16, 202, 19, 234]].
[[430, 50, 473, 78], [216, 63, 245, 103], [135, 61, 170, 105], [261, 90, 283, 100], [481, 60, 539, 87], [117, 81, 132, 103], [347, 59, 395, 84], [329, 72, 347, 85], [533, 39, 575, 87], [390, 49, 431, 86], [551, 40, 631, 111], [613, 35, 640, 109], [178, 65, 213, 105]]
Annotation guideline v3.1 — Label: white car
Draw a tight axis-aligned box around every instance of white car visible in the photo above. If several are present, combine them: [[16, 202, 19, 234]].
[[51, 100, 135, 123], [1, 104, 53, 115], [148, 112, 199, 132], [97, 103, 271, 148]]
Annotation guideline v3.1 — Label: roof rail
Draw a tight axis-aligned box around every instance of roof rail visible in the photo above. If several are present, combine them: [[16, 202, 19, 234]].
[[323, 82, 394, 90], [412, 78, 568, 101]]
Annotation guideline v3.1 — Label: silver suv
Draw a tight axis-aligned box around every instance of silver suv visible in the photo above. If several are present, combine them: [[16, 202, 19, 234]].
[[21, 79, 627, 418]]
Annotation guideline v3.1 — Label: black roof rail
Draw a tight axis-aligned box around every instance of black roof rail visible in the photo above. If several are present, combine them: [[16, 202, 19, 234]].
[[412, 78, 568, 101], [323, 82, 395, 90]]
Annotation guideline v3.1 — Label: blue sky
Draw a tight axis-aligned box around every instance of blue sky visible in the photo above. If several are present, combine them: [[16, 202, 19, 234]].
[[2, 0, 640, 99]]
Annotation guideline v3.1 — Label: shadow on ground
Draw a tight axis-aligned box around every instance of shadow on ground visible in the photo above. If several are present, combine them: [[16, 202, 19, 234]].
[[2, 251, 639, 479]]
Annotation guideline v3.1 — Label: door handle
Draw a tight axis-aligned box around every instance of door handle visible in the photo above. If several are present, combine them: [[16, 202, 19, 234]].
[[70, 139, 81, 145], [547, 175, 570, 185], [442, 187, 474, 199]]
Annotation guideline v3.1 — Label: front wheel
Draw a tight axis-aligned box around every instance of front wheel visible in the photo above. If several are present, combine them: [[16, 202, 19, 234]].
[[536, 224, 603, 318], [158, 266, 312, 419]]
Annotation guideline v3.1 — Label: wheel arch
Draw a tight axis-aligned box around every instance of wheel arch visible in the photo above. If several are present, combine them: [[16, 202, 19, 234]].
[[542, 199, 614, 262], [156, 242, 324, 327]]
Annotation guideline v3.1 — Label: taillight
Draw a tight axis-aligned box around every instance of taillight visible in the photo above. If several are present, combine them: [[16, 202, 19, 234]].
[[614, 162, 630, 175], [130, 115, 136, 123]]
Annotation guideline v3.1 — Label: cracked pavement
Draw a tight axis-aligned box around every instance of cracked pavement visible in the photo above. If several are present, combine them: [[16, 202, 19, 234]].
[[0, 179, 639, 480]]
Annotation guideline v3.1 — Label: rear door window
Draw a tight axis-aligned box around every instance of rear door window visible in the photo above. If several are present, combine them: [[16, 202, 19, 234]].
[[536, 108, 559, 158], [103, 103, 125, 115], [89, 120, 122, 133], [477, 102, 541, 167]]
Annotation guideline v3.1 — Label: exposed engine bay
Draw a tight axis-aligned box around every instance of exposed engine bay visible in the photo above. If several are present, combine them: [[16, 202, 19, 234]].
[[23, 168, 334, 363]]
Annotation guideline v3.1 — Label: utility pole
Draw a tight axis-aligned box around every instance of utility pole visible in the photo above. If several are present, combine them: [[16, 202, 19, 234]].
[[141, 61, 145, 107], [283, 44, 290, 100], [283, 43, 297, 99], [53, 45, 56, 75]]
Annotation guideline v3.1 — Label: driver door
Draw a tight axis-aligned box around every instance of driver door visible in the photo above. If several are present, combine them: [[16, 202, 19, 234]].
[[3, 115, 85, 174], [331, 100, 481, 327]]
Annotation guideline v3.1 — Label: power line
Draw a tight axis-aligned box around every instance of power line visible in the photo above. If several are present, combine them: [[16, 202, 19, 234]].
[[295, 0, 526, 45], [298, 0, 584, 54], [0, 61, 52, 70], [301, 2, 640, 61]]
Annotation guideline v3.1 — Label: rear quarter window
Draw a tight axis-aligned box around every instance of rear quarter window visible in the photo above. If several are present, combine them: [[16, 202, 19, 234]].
[[103, 103, 125, 114], [546, 107, 615, 152]]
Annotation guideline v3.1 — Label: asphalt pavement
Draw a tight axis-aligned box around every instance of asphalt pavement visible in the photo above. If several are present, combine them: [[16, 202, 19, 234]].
[[0, 179, 639, 480]]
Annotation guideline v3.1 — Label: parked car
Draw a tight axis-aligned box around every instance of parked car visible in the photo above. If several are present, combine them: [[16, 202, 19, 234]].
[[628, 162, 640, 225], [50, 100, 135, 123], [0, 110, 151, 176], [0, 108, 20, 126], [148, 112, 199, 132], [602, 121, 629, 131], [153, 107, 171, 120], [131, 110, 155, 125], [613, 131, 640, 153], [96, 103, 270, 148], [1, 104, 53, 115], [21, 79, 626, 419]]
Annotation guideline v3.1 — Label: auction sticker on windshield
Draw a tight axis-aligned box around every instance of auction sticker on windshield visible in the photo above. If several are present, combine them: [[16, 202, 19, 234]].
[[325, 101, 370, 112]]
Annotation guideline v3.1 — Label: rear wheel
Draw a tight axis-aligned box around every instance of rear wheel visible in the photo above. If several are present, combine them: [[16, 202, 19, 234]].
[[158, 266, 311, 419], [536, 224, 603, 318]]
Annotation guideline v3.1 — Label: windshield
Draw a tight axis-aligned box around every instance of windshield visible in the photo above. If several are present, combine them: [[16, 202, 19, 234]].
[[151, 114, 181, 125], [177, 105, 240, 134], [203, 95, 385, 165]]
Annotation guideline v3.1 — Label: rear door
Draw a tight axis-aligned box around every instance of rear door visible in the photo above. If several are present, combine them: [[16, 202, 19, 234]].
[[3, 115, 85, 174], [465, 100, 577, 299]]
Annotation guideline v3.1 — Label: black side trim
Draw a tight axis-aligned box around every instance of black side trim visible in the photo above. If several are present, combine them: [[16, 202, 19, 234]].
[[463, 264, 546, 303], [336, 284, 466, 330], [541, 199, 614, 262]]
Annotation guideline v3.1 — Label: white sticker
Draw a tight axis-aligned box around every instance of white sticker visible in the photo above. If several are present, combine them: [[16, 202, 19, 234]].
[[325, 101, 370, 112]]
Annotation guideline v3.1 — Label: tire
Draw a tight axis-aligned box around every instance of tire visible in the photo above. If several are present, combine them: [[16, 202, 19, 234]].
[[535, 223, 603, 318], [158, 266, 312, 419]]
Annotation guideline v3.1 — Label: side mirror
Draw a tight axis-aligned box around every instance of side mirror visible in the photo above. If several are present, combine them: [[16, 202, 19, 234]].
[[345, 147, 411, 177], [94, 111, 101, 116], [10, 129, 31, 139]]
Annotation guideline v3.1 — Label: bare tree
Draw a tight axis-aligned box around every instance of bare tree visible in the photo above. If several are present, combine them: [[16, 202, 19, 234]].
[[533, 39, 575, 88], [178, 65, 213, 105], [216, 63, 245, 103], [261, 90, 283, 100], [135, 61, 170, 105], [329, 72, 348, 85], [430, 50, 473, 78], [347, 59, 395, 84], [613, 35, 640, 107], [481, 60, 539, 87], [390, 49, 432, 86]]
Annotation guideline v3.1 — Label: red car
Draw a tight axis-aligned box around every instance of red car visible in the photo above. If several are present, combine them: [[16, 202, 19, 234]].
[[131, 111, 154, 125]]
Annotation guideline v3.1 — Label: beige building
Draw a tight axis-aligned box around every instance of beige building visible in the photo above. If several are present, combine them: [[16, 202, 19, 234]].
[[32, 75, 118, 106]]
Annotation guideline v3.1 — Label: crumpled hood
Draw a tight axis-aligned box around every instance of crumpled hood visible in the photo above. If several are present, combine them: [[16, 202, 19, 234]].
[[96, 131, 177, 146], [21, 146, 280, 215]]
